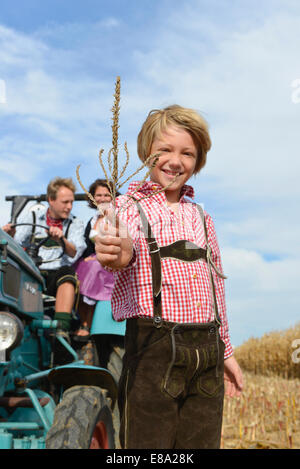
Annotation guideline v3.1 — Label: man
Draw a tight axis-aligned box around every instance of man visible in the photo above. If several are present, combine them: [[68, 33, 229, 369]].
[[3, 177, 86, 337]]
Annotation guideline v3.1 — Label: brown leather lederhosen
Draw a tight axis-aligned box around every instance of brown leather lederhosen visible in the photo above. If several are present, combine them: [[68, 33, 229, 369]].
[[118, 201, 227, 449]]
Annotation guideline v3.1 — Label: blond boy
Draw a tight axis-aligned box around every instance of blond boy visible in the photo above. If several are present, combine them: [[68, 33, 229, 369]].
[[96, 105, 243, 448]]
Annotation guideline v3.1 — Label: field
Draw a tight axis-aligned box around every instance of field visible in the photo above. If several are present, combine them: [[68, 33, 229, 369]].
[[221, 324, 300, 449]]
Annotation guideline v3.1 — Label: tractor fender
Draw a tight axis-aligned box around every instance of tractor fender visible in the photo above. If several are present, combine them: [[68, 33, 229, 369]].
[[48, 364, 118, 408]]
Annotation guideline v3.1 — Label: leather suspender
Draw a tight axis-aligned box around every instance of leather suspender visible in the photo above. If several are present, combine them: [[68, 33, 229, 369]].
[[135, 202, 163, 326]]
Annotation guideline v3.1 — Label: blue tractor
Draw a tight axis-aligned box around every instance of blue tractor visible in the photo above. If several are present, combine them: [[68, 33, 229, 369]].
[[0, 194, 125, 449]]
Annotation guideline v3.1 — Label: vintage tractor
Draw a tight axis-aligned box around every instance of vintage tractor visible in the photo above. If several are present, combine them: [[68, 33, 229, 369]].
[[0, 194, 125, 449]]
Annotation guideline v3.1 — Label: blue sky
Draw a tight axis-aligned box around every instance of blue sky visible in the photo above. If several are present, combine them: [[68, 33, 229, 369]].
[[0, 0, 299, 346]]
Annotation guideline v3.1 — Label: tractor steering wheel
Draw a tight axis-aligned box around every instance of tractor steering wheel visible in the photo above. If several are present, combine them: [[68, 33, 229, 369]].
[[11, 223, 66, 267]]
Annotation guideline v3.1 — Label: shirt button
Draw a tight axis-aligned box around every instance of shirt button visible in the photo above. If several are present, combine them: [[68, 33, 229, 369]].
[[192, 273, 197, 279], [197, 301, 201, 308]]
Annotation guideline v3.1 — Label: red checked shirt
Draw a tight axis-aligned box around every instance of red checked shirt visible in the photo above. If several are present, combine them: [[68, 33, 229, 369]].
[[112, 180, 233, 359]]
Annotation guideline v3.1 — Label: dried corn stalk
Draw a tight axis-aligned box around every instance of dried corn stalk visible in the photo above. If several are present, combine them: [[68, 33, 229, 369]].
[[76, 76, 178, 216]]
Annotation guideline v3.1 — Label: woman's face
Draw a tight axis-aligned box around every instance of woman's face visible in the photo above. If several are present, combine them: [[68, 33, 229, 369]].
[[93, 185, 112, 210]]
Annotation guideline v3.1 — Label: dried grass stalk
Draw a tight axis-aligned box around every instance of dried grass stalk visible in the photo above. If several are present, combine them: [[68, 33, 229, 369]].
[[76, 76, 179, 216]]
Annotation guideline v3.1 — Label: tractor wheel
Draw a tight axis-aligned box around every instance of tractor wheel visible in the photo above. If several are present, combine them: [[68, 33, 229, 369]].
[[45, 385, 115, 449]]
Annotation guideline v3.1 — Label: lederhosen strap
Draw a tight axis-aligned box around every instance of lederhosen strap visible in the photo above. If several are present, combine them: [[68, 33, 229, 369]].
[[135, 201, 226, 328]]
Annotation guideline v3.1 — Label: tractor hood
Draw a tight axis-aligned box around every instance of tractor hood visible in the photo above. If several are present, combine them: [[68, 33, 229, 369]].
[[0, 228, 44, 285]]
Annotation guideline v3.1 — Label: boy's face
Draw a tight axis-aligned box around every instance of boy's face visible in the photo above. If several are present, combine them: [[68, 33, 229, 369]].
[[149, 125, 197, 203]]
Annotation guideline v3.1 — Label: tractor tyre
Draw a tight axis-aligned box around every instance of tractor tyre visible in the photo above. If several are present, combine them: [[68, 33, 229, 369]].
[[45, 385, 115, 449]]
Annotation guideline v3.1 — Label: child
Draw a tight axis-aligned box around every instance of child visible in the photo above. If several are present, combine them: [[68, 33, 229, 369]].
[[95, 105, 243, 449]]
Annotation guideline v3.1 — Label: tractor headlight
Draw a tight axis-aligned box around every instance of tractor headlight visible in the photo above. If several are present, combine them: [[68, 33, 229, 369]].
[[0, 312, 24, 352]]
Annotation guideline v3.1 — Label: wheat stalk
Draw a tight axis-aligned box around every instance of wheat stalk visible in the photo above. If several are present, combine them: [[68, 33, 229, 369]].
[[76, 76, 178, 216]]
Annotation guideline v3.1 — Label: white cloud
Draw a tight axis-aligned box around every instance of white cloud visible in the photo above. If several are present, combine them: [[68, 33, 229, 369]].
[[222, 246, 299, 293], [96, 17, 120, 29], [0, 25, 48, 67], [222, 246, 300, 345], [219, 210, 300, 258]]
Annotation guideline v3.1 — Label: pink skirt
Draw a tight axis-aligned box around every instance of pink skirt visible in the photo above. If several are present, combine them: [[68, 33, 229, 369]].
[[75, 254, 114, 301]]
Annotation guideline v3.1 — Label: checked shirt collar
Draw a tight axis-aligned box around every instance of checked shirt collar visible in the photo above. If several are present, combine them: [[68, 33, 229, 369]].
[[126, 180, 195, 203]]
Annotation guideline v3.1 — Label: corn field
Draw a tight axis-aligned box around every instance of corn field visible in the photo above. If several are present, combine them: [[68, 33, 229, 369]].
[[222, 323, 300, 449]]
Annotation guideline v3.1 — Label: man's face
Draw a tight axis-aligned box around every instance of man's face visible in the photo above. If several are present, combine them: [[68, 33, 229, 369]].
[[48, 186, 74, 219]]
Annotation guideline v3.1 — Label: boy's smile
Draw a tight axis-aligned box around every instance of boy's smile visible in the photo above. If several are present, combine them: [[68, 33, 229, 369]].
[[149, 125, 197, 203]]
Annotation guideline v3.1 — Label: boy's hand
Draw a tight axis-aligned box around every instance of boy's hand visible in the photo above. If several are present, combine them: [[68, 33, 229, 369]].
[[224, 355, 243, 398], [95, 208, 133, 270]]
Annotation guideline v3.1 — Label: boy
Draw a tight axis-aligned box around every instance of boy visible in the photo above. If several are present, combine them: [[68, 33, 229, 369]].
[[95, 105, 243, 449]]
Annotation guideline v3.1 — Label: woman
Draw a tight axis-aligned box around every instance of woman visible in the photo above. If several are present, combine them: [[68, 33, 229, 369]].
[[73, 179, 118, 340]]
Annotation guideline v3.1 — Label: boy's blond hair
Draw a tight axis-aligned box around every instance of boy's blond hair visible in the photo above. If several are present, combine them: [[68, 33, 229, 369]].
[[137, 104, 211, 174], [47, 177, 76, 200]]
